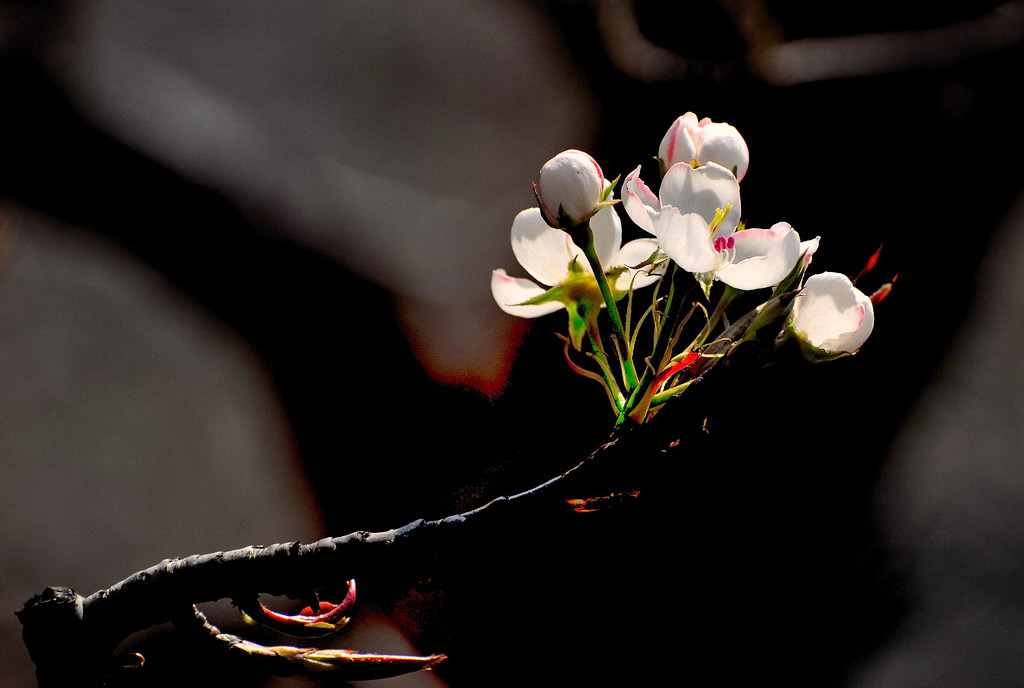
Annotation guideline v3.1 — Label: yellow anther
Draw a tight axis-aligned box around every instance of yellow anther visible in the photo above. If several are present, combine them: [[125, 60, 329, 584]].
[[708, 204, 733, 234]]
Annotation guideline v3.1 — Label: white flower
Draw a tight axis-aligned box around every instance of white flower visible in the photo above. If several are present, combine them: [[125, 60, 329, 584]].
[[658, 113, 749, 181], [788, 272, 874, 354], [622, 161, 741, 274], [714, 222, 818, 291], [491, 205, 661, 325], [623, 160, 817, 290], [535, 149, 608, 229]]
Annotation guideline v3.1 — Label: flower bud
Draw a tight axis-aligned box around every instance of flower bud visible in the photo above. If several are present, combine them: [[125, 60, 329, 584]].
[[658, 113, 700, 172], [788, 272, 874, 357], [658, 113, 749, 181], [535, 149, 607, 229]]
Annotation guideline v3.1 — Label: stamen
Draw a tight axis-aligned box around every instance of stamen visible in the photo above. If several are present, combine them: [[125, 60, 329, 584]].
[[708, 204, 733, 234]]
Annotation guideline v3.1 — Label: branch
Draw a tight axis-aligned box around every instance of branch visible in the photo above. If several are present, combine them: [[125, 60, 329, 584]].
[[17, 431, 629, 686]]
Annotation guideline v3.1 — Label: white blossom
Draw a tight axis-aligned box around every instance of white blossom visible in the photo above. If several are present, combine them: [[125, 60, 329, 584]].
[[658, 113, 749, 181], [789, 272, 874, 354]]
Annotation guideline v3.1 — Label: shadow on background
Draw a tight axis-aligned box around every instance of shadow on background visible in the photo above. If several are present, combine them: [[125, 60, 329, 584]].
[[2, 1, 1023, 686]]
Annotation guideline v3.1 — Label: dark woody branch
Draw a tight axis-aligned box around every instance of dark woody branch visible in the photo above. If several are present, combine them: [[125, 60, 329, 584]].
[[18, 431, 628, 687]]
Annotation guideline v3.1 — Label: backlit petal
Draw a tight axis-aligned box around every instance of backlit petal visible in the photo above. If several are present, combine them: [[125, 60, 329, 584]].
[[658, 162, 741, 238], [609, 238, 664, 291], [490, 269, 564, 318], [623, 165, 659, 235], [590, 191, 623, 268], [511, 208, 583, 286], [658, 114, 700, 170], [715, 222, 801, 290], [799, 236, 821, 266], [654, 207, 720, 274], [696, 122, 749, 182]]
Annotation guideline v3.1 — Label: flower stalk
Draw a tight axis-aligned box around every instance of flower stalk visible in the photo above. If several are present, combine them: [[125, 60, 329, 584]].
[[571, 221, 639, 391]]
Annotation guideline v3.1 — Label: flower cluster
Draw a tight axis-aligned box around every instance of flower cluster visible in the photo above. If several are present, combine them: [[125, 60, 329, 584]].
[[491, 112, 886, 424]]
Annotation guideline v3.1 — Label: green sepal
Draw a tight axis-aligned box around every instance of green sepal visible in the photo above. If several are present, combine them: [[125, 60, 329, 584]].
[[628, 247, 670, 271], [696, 272, 714, 300], [604, 266, 629, 298], [566, 300, 588, 351], [772, 246, 814, 297], [785, 320, 856, 362], [743, 289, 799, 341], [512, 270, 607, 351], [601, 174, 621, 202]]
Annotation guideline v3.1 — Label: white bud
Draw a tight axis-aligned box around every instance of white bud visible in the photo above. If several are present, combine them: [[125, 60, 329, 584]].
[[789, 272, 874, 355], [536, 150, 606, 229], [658, 113, 749, 181]]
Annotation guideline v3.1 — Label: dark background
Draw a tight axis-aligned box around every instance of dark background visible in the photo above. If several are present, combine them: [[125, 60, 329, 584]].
[[2, 1, 1023, 686]]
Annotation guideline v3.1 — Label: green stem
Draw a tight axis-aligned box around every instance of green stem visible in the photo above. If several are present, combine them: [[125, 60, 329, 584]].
[[617, 263, 690, 426], [694, 285, 738, 348], [587, 329, 624, 412], [578, 223, 639, 390], [650, 379, 695, 405]]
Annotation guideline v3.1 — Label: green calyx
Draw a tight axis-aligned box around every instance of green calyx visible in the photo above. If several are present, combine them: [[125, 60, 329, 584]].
[[784, 320, 854, 362], [515, 260, 628, 351]]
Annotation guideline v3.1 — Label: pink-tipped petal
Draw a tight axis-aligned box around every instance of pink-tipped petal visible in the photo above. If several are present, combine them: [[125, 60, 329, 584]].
[[511, 208, 584, 286], [800, 235, 821, 265], [658, 162, 742, 238], [623, 165, 659, 235], [490, 269, 564, 318], [658, 115, 700, 170], [715, 223, 801, 290], [654, 208, 720, 274]]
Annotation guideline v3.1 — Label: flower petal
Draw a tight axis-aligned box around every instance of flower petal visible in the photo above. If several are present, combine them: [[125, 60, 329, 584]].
[[654, 207, 720, 274], [511, 208, 583, 286], [658, 162, 741, 238], [609, 238, 665, 291], [790, 272, 874, 352], [590, 189, 623, 268], [490, 269, 564, 318], [658, 114, 700, 170], [623, 165, 659, 235], [800, 236, 821, 266], [696, 122, 749, 182], [715, 222, 801, 290]]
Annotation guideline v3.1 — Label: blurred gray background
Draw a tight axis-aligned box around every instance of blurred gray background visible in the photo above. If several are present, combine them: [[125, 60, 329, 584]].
[[2, 1, 1024, 686]]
